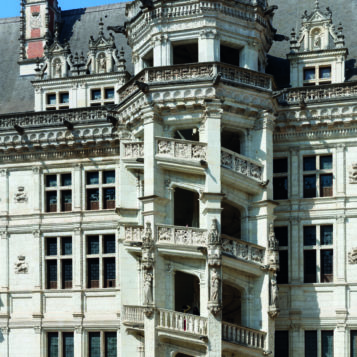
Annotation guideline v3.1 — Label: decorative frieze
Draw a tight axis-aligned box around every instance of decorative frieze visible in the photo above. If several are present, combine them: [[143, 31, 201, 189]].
[[123, 142, 144, 159], [221, 148, 263, 182], [157, 224, 207, 246], [156, 137, 207, 160], [124, 225, 144, 243]]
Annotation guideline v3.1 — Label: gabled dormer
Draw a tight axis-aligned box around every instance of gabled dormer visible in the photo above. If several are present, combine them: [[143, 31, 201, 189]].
[[287, 0, 348, 87]]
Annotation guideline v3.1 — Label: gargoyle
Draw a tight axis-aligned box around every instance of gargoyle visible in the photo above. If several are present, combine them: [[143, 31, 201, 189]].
[[264, 5, 278, 16]]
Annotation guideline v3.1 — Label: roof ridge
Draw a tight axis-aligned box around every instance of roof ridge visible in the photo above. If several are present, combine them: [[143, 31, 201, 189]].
[[61, 2, 129, 17]]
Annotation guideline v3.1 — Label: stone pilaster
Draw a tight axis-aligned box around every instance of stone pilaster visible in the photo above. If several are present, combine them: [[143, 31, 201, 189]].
[[199, 29, 219, 62], [336, 144, 346, 196], [73, 164, 82, 211], [0, 169, 9, 216], [0, 230, 9, 320], [32, 166, 41, 214]]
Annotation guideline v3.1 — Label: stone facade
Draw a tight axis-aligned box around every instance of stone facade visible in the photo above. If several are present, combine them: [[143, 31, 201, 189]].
[[0, 0, 356, 356]]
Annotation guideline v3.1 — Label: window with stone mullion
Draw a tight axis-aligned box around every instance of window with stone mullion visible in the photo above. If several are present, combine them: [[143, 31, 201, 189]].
[[47, 332, 74, 357]]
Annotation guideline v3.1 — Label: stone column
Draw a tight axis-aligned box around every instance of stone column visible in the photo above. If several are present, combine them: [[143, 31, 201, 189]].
[[74, 327, 83, 357], [336, 145, 346, 196], [0, 169, 9, 215], [32, 229, 43, 319], [199, 30, 219, 62], [73, 164, 82, 211], [32, 166, 41, 214], [153, 35, 170, 67]]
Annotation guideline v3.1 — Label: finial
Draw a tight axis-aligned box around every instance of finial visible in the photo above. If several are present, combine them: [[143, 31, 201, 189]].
[[120, 47, 125, 58], [99, 18, 104, 35], [54, 23, 59, 41], [314, 0, 319, 10]]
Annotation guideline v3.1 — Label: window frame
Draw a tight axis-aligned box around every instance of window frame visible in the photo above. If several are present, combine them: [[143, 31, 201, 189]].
[[304, 329, 334, 357], [274, 225, 289, 284], [86, 330, 118, 357], [273, 157, 289, 200], [46, 331, 75, 357], [46, 91, 70, 111], [90, 87, 115, 107], [44, 173, 73, 213], [303, 65, 332, 86]]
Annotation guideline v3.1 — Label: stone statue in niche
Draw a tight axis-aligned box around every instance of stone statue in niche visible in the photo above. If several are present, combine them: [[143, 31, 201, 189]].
[[313, 35, 321, 49], [348, 248, 357, 264], [98, 54, 107, 73], [14, 255, 28, 274], [143, 272, 153, 305], [210, 268, 220, 302], [270, 276, 279, 308], [208, 218, 220, 245], [53, 59, 62, 78], [14, 186, 28, 203], [268, 223, 279, 251]]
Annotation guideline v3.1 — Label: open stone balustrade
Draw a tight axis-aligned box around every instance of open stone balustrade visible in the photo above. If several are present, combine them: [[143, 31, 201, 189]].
[[122, 305, 145, 325], [221, 148, 263, 182], [156, 137, 207, 161], [221, 235, 265, 264], [222, 322, 266, 350], [158, 308, 208, 336], [123, 141, 144, 159], [0, 107, 109, 130], [276, 82, 357, 105], [157, 224, 207, 246], [124, 225, 144, 244], [118, 62, 273, 102]]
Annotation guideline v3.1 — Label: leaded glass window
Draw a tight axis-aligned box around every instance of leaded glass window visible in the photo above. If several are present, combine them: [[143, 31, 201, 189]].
[[48, 332, 59, 357], [89, 332, 101, 357], [63, 332, 74, 357], [105, 332, 117, 357], [321, 331, 333, 357], [305, 331, 317, 357]]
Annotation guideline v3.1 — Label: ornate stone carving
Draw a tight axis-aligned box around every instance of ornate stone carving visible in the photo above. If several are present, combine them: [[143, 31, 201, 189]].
[[123, 142, 144, 159], [157, 225, 207, 246], [268, 275, 280, 319], [268, 224, 279, 250], [143, 272, 153, 305], [14, 255, 28, 274], [14, 186, 28, 203], [208, 268, 222, 315], [267, 224, 279, 271], [156, 138, 207, 160], [348, 248, 357, 264], [349, 163, 357, 184], [208, 218, 220, 246], [30, 12, 42, 29]]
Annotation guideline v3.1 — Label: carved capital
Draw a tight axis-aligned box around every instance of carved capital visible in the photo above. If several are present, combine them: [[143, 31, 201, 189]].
[[0, 230, 8, 240], [32, 166, 41, 174], [254, 112, 275, 131], [32, 230, 41, 239], [1, 326, 9, 335], [0, 169, 8, 177], [337, 215, 345, 224]]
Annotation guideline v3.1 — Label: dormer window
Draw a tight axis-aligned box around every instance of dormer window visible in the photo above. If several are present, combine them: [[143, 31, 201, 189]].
[[303, 65, 331, 86], [46, 92, 70, 111], [90, 87, 115, 107]]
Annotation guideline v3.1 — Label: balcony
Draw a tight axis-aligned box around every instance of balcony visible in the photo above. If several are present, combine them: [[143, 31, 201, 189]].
[[122, 141, 144, 160], [124, 225, 144, 246], [118, 62, 273, 103], [222, 322, 266, 353], [122, 305, 145, 328], [155, 137, 207, 175]]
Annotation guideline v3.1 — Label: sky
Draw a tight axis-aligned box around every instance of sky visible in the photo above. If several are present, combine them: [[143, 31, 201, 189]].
[[0, 0, 125, 18]]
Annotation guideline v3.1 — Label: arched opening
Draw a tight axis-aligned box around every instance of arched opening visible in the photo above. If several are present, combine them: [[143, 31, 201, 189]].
[[221, 201, 241, 239], [174, 188, 199, 228], [174, 128, 199, 141], [221, 130, 242, 154], [175, 271, 200, 315], [222, 283, 242, 325]]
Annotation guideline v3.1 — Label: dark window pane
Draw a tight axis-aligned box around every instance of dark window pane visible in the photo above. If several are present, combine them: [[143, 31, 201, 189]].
[[47, 260, 57, 289], [87, 189, 99, 210], [103, 235, 115, 254], [273, 177, 288, 200], [61, 173, 72, 186], [46, 191, 58, 212], [321, 250, 333, 283], [319, 67, 331, 79], [104, 188, 115, 209], [88, 236, 99, 254], [47, 238, 57, 256], [304, 226, 316, 246], [46, 175, 57, 187], [103, 170, 115, 184], [61, 190, 72, 212], [104, 258, 116, 288], [105, 88, 115, 99], [274, 226, 288, 247], [62, 259, 73, 289], [48, 332, 59, 357], [304, 157, 316, 171], [47, 94, 57, 105], [304, 175, 316, 198], [321, 226, 333, 245], [89, 332, 101, 357], [304, 250, 316, 283], [105, 332, 117, 357], [322, 331, 334, 357], [305, 331, 317, 357], [87, 172, 99, 185], [275, 331, 289, 357], [273, 158, 288, 174], [277, 250, 288, 284], [60, 92, 69, 104], [320, 156, 332, 170], [63, 332, 74, 357], [320, 174, 333, 197], [88, 259, 100, 288], [304, 68, 315, 81], [351, 330, 357, 357], [61, 237, 72, 255], [91, 89, 101, 101]]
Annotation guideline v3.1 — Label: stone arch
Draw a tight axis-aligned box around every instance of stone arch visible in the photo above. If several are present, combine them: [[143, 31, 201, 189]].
[[221, 127, 246, 155], [221, 200, 244, 239], [222, 281, 243, 325], [173, 186, 200, 228]]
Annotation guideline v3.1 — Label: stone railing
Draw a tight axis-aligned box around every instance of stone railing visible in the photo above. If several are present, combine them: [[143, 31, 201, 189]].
[[118, 63, 273, 102], [222, 322, 266, 350], [123, 142, 144, 159], [122, 305, 145, 324], [221, 235, 265, 264], [276, 82, 357, 105], [156, 137, 207, 160], [221, 148, 263, 182], [0, 106, 110, 130], [157, 224, 207, 246], [158, 309, 208, 336], [124, 225, 144, 243]]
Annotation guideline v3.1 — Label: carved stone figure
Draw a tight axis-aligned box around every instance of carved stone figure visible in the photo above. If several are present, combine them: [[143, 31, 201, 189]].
[[210, 268, 220, 302], [348, 248, 357, 264], [14, 186, 28, 203], [98, 54, 107, 73], [14, 255, 28, 274], [208, 218, 220, 245], [270, 276, 279, 308], [143, 272, 153, 305], [313, 35, 321, 49], [349, 163, 357, 184], [268, 223, 279, 251]]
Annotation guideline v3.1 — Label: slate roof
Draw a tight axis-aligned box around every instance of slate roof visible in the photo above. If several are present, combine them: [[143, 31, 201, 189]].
[[0, 0, 357, 113]]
